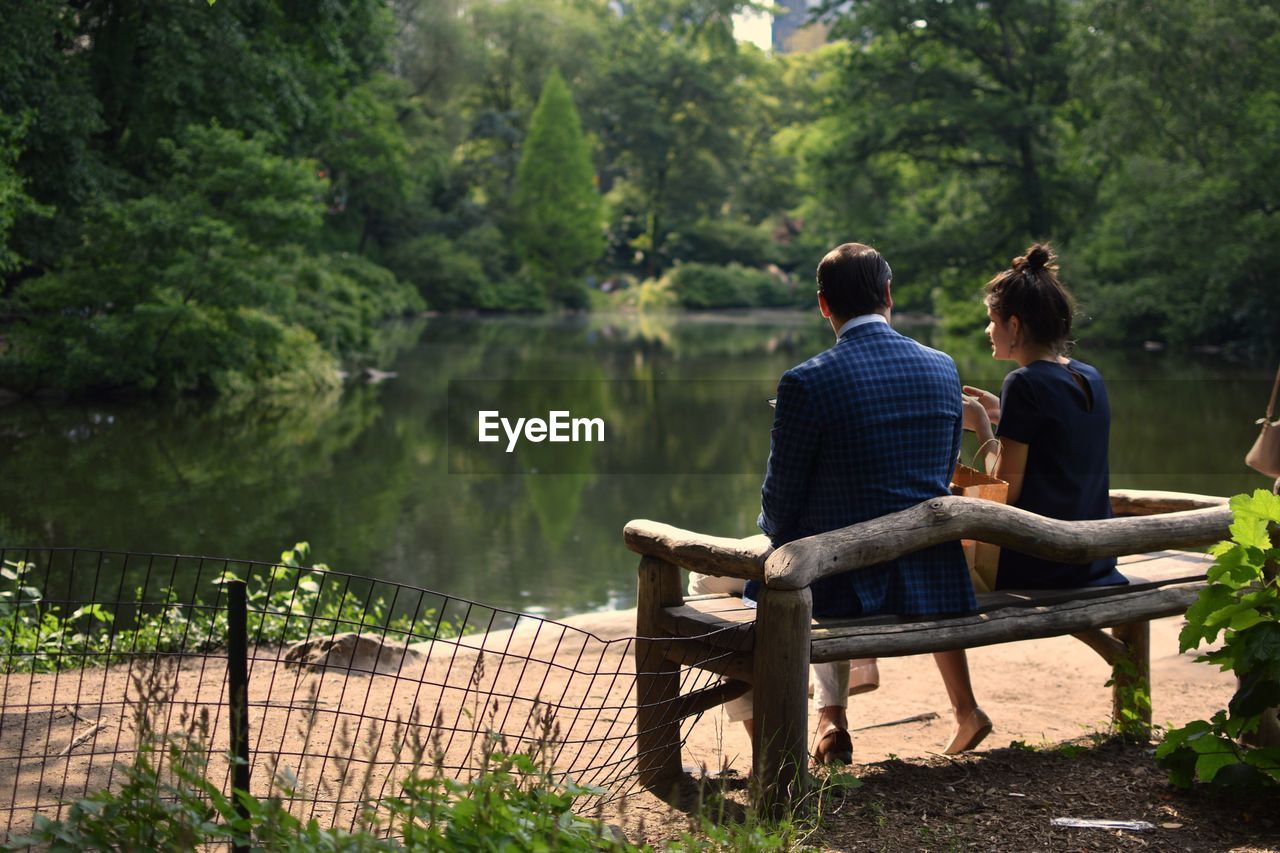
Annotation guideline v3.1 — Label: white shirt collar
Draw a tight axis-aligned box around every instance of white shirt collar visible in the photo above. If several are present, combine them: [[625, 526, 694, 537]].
[[837, 313, 889, 338]]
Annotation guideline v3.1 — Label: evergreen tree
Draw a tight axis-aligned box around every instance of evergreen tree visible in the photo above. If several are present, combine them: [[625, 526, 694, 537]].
[[512, 69, 603, 308]]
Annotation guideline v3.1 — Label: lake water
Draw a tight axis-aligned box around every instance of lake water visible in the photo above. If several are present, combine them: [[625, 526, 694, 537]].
[[2, 311, 1273, 619]]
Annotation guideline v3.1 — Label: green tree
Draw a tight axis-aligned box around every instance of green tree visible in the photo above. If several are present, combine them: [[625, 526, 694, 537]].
[[805, 0, 1086, 308], [390, 0, 482, 111], [318, 74, 416, 255], [0, 0, 441, 394], [591, 0, 749, 277], [686, 43, 845, 273], [1071, 0, 1280, 354], [451, 0, 610, 222], [379, 0, 612, 312], [0, 0, 398, 283], [77, 0, 391, 170], [0, 117, 50, 276], [0, 0, 105, 279], [512, 69, 604, 307]]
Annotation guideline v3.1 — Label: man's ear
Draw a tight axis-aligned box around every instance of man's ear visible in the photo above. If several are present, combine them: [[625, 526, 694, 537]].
[[885, 280, 893, 311], [817, 290, 832, 318]]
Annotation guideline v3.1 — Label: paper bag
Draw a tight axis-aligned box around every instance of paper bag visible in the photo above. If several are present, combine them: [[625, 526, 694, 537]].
[[950, 463, 1009, 593]]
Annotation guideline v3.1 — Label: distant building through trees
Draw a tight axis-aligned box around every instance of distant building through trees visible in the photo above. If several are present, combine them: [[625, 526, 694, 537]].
[[770, 0, 829, 53]]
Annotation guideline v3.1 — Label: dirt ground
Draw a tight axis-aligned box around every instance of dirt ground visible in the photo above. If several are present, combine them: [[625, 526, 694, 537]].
[[666, 611, 1237, 772], [2, 609, 1276, 850], [593, 611, 1279, 851]]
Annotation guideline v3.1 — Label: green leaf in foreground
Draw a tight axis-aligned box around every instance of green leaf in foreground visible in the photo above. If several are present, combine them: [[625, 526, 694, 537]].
[[1159, 490, 1280, 789]]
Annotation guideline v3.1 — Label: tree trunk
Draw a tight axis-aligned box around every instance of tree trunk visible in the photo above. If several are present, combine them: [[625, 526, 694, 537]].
[[1018, 129, 1048, 238]]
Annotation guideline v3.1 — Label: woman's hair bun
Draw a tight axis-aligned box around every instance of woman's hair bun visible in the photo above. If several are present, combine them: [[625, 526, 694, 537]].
[[1014, 243, 1055, 273]]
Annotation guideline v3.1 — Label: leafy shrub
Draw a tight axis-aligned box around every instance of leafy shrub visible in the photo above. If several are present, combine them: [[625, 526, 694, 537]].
[[635, 277, 679, 311], [665, 263, 801, 310], [389, 232, 488, 311], [666, 219, 776, 270], [0, 542, 452, 674], [1156, 490, 1280, 787], [667, 263, 752, 308], [3, 687, 848, 851], [744, 269, 807, 308], [4, 689, 620, 851], [596, 277, 678, 311], [388, 226, 547, 313], [482, 271, 555, 313], [279, 251, 424, 364]]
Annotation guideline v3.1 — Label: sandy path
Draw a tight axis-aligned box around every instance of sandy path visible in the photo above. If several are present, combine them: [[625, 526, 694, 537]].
[[676, 614, 1233, 771]]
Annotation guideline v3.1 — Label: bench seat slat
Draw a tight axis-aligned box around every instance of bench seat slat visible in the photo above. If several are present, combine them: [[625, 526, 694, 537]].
[[656, 606, 755, 648], [810, 585, 1202, 661], [655, 550, 1212, 657]]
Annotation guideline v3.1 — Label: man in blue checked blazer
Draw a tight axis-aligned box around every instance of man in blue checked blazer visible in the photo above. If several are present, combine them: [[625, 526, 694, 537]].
[[746, 242, 980, 763]]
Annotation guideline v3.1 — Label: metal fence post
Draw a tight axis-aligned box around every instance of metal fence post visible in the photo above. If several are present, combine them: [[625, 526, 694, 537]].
[[226, 579, 251, 853]]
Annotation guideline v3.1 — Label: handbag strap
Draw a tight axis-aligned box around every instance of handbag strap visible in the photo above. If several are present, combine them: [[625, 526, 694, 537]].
[[1266, 360, 1280, 422], [972, 436, 1003, 473]]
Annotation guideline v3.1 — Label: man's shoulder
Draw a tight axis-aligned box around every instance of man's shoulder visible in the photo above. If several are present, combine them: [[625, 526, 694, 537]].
[[785, 347, 840, 379], [850, 328, 959, 373], [783, 341, 858, 387], [787, 331, 959, 379], [909, 339, 961, 374]]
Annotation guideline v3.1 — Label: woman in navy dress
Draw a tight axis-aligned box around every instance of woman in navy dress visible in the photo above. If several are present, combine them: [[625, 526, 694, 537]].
[[963, 244, 1126, 588], [935, 242, 1127, 754]]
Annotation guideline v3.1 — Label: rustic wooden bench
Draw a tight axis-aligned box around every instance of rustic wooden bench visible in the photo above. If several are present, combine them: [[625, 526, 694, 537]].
[[623, 489, 1234, 811]]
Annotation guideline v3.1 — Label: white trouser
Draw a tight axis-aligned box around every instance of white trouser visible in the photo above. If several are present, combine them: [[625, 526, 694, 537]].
[[686, 572, 855, 722]]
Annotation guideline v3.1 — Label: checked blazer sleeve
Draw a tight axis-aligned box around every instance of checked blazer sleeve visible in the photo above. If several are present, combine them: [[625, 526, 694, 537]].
[[759, 369, 821, 545]]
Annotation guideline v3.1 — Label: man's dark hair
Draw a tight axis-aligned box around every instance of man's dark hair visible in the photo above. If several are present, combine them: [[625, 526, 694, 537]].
[[985, 243, 1075, 354], [816, 243, 892, 319]]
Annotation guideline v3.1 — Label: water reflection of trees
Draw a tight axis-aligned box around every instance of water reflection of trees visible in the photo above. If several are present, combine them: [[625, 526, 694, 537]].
[[0, 385, 382, 588]]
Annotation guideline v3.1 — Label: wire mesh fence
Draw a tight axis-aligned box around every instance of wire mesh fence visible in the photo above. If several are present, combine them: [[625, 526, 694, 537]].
[[0, 547, 741, 839]]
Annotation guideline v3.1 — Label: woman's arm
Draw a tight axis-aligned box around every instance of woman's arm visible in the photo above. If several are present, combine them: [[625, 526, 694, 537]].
[[994, 437, 1029, 505], [963, 387, 1029, 501], [962, 385, 1000, 425], [962, 396, 1002, 474]]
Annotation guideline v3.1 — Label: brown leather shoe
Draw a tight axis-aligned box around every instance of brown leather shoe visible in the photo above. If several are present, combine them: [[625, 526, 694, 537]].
[[812, 726, 853, 765]]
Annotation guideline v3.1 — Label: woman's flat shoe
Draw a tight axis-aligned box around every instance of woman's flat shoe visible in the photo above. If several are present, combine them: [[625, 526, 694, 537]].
[[944, 708, 993, 755], [812, 726, 853, 765]]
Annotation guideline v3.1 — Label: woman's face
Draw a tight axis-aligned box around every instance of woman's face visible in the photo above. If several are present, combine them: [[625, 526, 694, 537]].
[[985, 304, 1017, 360]]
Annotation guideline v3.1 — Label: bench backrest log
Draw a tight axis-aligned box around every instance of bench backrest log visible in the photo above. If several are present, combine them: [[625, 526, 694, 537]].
[[623, 490, 1230, 588]]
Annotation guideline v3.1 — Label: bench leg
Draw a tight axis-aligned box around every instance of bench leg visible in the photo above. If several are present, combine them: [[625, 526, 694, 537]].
[[1070, 629, 1125, 665], [752, 586, 812, 818], [1110, 620, 1151, 739], [634, 556, 685, 797]]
